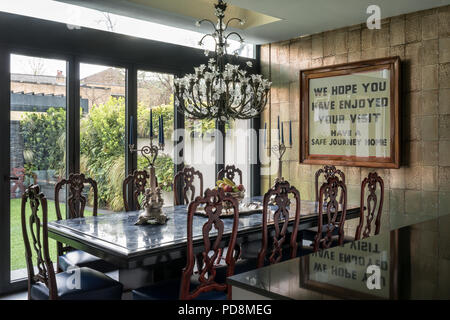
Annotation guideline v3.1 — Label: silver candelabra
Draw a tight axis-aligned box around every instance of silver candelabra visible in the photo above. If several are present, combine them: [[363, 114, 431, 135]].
[[128, 138, 167, 225]]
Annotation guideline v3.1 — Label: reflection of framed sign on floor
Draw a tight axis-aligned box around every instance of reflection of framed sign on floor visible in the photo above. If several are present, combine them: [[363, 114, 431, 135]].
[[300, 57, 401, 168]]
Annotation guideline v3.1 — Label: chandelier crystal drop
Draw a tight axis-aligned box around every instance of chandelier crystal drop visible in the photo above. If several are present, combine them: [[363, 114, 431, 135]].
[[174, 0, 271, 122]]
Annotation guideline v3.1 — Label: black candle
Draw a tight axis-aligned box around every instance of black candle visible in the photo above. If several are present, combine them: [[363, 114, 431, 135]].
[[161, 115, 165, 145], [158, 115, 162, 144], [150, 109, 153, 138], [277, 116, 280, 142]]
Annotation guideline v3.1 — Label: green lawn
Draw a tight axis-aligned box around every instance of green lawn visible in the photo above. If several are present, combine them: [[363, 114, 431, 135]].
[[10, 198, 64, 272]]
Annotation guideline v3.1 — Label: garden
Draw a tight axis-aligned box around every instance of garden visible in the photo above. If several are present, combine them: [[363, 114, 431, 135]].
[[12, 95, 216, 271]]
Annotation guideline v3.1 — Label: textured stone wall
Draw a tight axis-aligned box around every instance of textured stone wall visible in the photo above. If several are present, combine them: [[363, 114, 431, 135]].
[[260, 5, 450, 232]]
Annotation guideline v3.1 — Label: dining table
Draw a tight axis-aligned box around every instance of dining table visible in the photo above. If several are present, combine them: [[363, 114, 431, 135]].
[[47, 196, 361, 296], [227, 212, 450, 300]]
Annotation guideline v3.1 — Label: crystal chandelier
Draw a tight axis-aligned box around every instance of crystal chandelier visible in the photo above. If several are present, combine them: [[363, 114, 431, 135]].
[[174, 0, 272, 122]]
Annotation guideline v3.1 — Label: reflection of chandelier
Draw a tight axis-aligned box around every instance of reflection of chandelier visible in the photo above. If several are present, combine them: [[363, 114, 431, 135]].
[[174, 0, 271, 122]]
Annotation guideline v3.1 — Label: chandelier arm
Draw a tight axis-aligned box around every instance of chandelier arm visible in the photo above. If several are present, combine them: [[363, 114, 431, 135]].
[[225, 32, 244, 43], [197, 18, 217, 30], [181, 98, 200, 118], [254, 92, 269, 114], [190, 93, 204, 114], [185, 90, 201, 115], [184, 97, 203, 118], [236, 89, 249, 112], [240, 95, 254, 112], [225, 18, 244, 31], [229, 96, 245, 116], [195, 83, 209, 111], [190, 87, 208, 115], [199, 34, 218, 46], [230, 83, 242, 109]]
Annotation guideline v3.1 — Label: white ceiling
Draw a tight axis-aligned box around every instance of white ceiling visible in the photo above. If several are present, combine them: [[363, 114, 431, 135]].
[[57, 0, 450, 44]]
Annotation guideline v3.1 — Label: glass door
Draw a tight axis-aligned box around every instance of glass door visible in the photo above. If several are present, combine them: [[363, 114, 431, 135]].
[[8, 54, 68, 284], [137, 70, 174, 206], [79, 63, 126, 213]]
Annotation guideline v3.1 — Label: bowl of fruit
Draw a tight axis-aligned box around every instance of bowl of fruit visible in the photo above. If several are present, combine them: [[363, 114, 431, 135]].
[[215, 178, 245, 208]]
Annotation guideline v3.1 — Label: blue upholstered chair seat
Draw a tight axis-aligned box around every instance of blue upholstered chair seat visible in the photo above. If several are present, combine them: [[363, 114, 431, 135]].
[[59, 250, 116, 273], [30, 267, 123, 300], [132, 279, 227, 300]]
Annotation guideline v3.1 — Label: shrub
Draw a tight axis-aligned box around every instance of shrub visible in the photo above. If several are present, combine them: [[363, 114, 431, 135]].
[[80, 97, 174, 210], [19, 95, 222, 211], [20, 107, 66, 177]]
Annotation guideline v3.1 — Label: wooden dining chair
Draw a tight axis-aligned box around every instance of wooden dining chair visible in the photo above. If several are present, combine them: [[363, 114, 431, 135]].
[[301, 165, 347, 242], [173, 166, 203, 205], [300, 176, 347, 255], [233, 179, 301, 276], [355, 172, 384, 240], [122, 169, 150, 211], [315, 165, 345, 204], [21, 185, 123, 300], [54, 173, 115, 273], [217, 165, 243, 185], [257, 178, 301, 266], [132, 188, 240, 300]]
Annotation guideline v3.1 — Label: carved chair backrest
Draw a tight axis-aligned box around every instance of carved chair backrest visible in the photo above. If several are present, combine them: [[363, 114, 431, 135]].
[[54, 173, 98, 262], [314, 165, 345, 204], [217, 165, 243, 185], [123, 170, 150, 211], [180, 188, 239, 300], [55, 173, 98, 220], [258, 179, 301, 268], [21, 185, 58, 300], [314, 176, 347, 252], [173, 166, 204, 205], [355, 172, 384, 240]]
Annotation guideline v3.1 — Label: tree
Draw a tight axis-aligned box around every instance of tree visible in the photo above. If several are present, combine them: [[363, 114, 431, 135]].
[[96, 12, 117, 32], [28, 57, 47, 75]]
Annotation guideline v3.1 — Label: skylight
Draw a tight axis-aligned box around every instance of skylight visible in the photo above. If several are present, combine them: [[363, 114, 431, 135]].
[[0, 0, 254, 58]]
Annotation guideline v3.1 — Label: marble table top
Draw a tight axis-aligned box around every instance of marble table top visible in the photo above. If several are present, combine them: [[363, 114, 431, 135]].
[[48, 196, 359, 260]]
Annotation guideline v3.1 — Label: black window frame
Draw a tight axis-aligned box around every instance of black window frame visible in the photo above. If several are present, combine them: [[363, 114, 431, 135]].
[[0, 11, 259, 295]]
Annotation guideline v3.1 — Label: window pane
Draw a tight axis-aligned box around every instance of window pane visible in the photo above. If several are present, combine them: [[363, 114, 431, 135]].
[[137, 71, 174, 206], [225, 120, 251, 193], [80, 63, 126, 212], [184, 118, 217, 192], [10, 54, 67, 280]]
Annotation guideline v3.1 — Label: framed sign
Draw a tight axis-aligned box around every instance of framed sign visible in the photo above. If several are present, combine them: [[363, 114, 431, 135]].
[[300, 57, 401, 168]]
